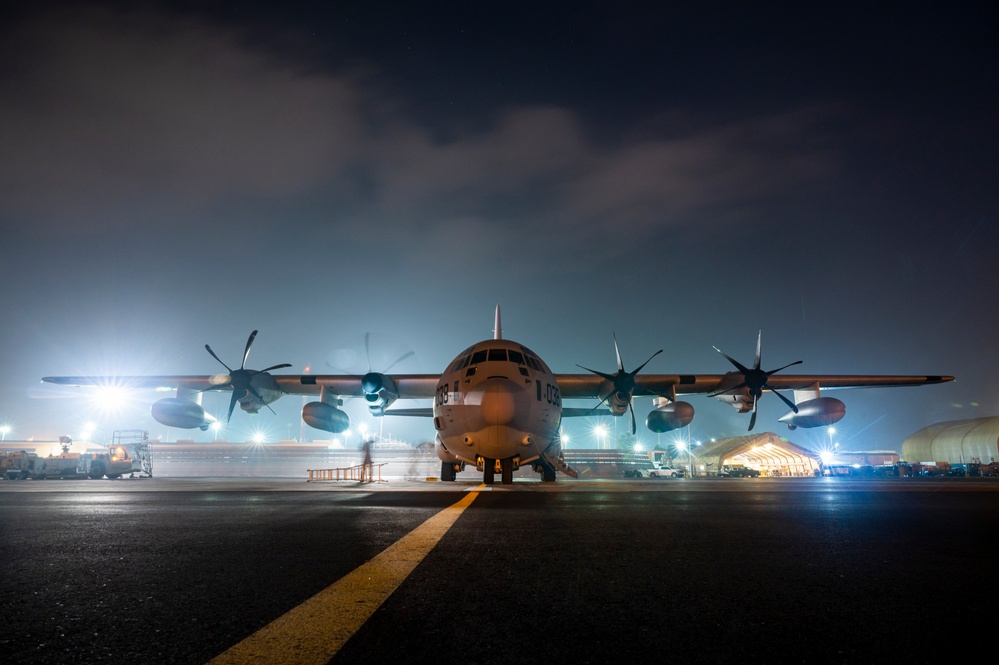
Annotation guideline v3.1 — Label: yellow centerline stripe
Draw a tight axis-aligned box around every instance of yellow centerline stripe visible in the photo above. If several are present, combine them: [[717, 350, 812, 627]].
[[207, 488, 483, 665]]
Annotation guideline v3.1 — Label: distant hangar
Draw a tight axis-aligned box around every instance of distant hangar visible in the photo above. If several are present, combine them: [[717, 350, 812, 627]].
[[902, 416, 999, 464], [695, 432, 820, 476]]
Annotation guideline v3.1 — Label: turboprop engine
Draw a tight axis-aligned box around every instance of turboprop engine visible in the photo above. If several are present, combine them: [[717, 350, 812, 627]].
[[151, 398, 214, 430], [361, 372, 399, 416], [777, 397, 846, 430], [645, 401, 695, 433], [301, 401, 351, 433]]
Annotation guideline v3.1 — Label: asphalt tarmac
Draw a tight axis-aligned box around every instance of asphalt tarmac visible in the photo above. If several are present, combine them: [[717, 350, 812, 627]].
[[2, 476, 997, 664]]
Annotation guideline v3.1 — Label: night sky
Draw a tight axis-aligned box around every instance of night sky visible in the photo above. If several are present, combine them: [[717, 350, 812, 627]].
[[1, 1, 994, 453]]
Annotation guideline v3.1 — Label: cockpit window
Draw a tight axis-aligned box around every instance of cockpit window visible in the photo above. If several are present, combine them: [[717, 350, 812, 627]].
[[488, 348, 507, 362], [470, 350, 488, 364], [526, 356, 542, 371], [508, 350, 525, 365]]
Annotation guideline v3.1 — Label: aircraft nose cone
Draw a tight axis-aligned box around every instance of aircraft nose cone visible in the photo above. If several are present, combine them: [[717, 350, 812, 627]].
[[480, 381, 516, 425]]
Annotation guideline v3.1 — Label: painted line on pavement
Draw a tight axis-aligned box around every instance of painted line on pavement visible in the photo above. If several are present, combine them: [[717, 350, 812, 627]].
[[207, 487, 483, 664]]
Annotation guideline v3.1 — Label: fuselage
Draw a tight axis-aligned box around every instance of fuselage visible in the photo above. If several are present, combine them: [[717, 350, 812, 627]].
[[433, 338, 562, 475]]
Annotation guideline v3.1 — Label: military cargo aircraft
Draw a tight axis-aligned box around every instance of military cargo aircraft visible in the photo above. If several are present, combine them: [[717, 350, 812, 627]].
[[42, 306, 953, 484]]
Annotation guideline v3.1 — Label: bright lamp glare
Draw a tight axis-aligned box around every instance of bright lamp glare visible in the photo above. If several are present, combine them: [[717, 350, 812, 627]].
[[93, 386, 128, 409]]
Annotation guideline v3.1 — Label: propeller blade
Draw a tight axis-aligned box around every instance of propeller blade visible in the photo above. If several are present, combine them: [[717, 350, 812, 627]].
[[748, 394, 760, 431], [241, 330, 258, 370], [754, 330, 762, 371], [713, 346, 750, 374], [226, 392, 239, 423], [766, 360, 803, 377], [364, 332, 372, 372], [707, 380, 748, 398], [576, 364, 617, 382], [382, 350, 415, 373], [771, 387, 799, 413], [633, 349, 664, 376], [205, 344, 233, 372], [628, 402, 637, 435], [585, 393, 613, 416], [258, 363, 293, 373]]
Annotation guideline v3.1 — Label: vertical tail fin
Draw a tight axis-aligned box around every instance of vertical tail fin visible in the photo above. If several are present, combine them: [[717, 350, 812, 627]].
[[493, 305, 502, 340]]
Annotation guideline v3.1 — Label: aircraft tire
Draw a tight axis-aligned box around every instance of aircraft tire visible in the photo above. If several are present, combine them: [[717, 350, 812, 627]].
[[501, 458, 513, 485], [483, 458, 495, 484], [440, 462, 456, 482]]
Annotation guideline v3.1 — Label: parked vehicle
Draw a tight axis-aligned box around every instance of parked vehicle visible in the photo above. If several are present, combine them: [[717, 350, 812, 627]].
[[717, 464, 760, 478], [0, 431, 152, 480], [647, 466, 684, 478]]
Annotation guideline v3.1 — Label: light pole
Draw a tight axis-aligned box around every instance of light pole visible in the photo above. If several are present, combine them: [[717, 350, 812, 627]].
[[594, 424, 608, 449]]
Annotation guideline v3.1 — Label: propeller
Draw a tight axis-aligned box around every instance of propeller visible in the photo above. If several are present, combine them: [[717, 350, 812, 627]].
[[577, 334, 663, 435], [327, 332, 415, 374], [205, 330, 292, 423], [708, 331, 801, 431]]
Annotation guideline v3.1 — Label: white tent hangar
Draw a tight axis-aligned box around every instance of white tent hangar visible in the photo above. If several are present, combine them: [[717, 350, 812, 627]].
[[902, 416, 999, 464], [695, 432, 820, 477]]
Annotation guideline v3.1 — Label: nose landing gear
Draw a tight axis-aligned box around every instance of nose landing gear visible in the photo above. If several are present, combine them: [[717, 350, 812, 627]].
[[479, 457, 515, 484]]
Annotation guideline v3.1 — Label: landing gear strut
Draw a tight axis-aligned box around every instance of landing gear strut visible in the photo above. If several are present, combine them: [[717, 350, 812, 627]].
[[440, 461, 458, 482], [500, 457, 513, 484]]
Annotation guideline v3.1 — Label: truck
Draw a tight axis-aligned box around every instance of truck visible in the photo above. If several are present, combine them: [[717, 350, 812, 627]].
[[0, 430, 153, 480], [2, 450, 43, 480], [627, 450, 686, 478]]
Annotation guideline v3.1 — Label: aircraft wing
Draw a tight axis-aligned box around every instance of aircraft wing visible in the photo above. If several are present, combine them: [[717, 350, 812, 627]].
[[41, 374, 442, 398], [554, 373, 954, 398], [41, 375, 243, 391], [42, 372, 952, 399], [301, 375, 440, 399]]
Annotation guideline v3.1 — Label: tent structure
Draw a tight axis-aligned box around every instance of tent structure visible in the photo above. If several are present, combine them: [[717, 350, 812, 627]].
[[902, 416, 999, 464], [691, 432, 820, 477]]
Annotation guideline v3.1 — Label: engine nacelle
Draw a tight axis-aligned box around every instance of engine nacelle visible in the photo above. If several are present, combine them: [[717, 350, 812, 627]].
[[777, 397, 846, 430], [645, 401, 695, 433], [361, 372, 399, 416], [302, 401, 351, 433], [713, 391, 753, 413], [151, 398, 213, 430]]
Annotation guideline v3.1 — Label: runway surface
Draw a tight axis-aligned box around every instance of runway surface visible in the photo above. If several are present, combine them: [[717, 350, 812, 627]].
[[2, 476, 997, 664]]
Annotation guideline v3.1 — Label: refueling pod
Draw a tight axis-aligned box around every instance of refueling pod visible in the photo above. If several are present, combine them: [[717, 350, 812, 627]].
[[645, 400, 695, 433], [777, 397, 846, 430], [301, 401, 351, 433], [151, 398, 213, 431]]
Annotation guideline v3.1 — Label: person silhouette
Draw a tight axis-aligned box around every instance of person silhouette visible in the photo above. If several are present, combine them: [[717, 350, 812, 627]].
[[361, 438, 374, 482]]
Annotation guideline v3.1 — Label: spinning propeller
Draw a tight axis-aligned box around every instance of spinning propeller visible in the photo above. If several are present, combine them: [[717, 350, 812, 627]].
[[327, 332, 415, 375], [577, 335, 663, 435], [205, 330, 292, 423], [708, 331, 801, 431]]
